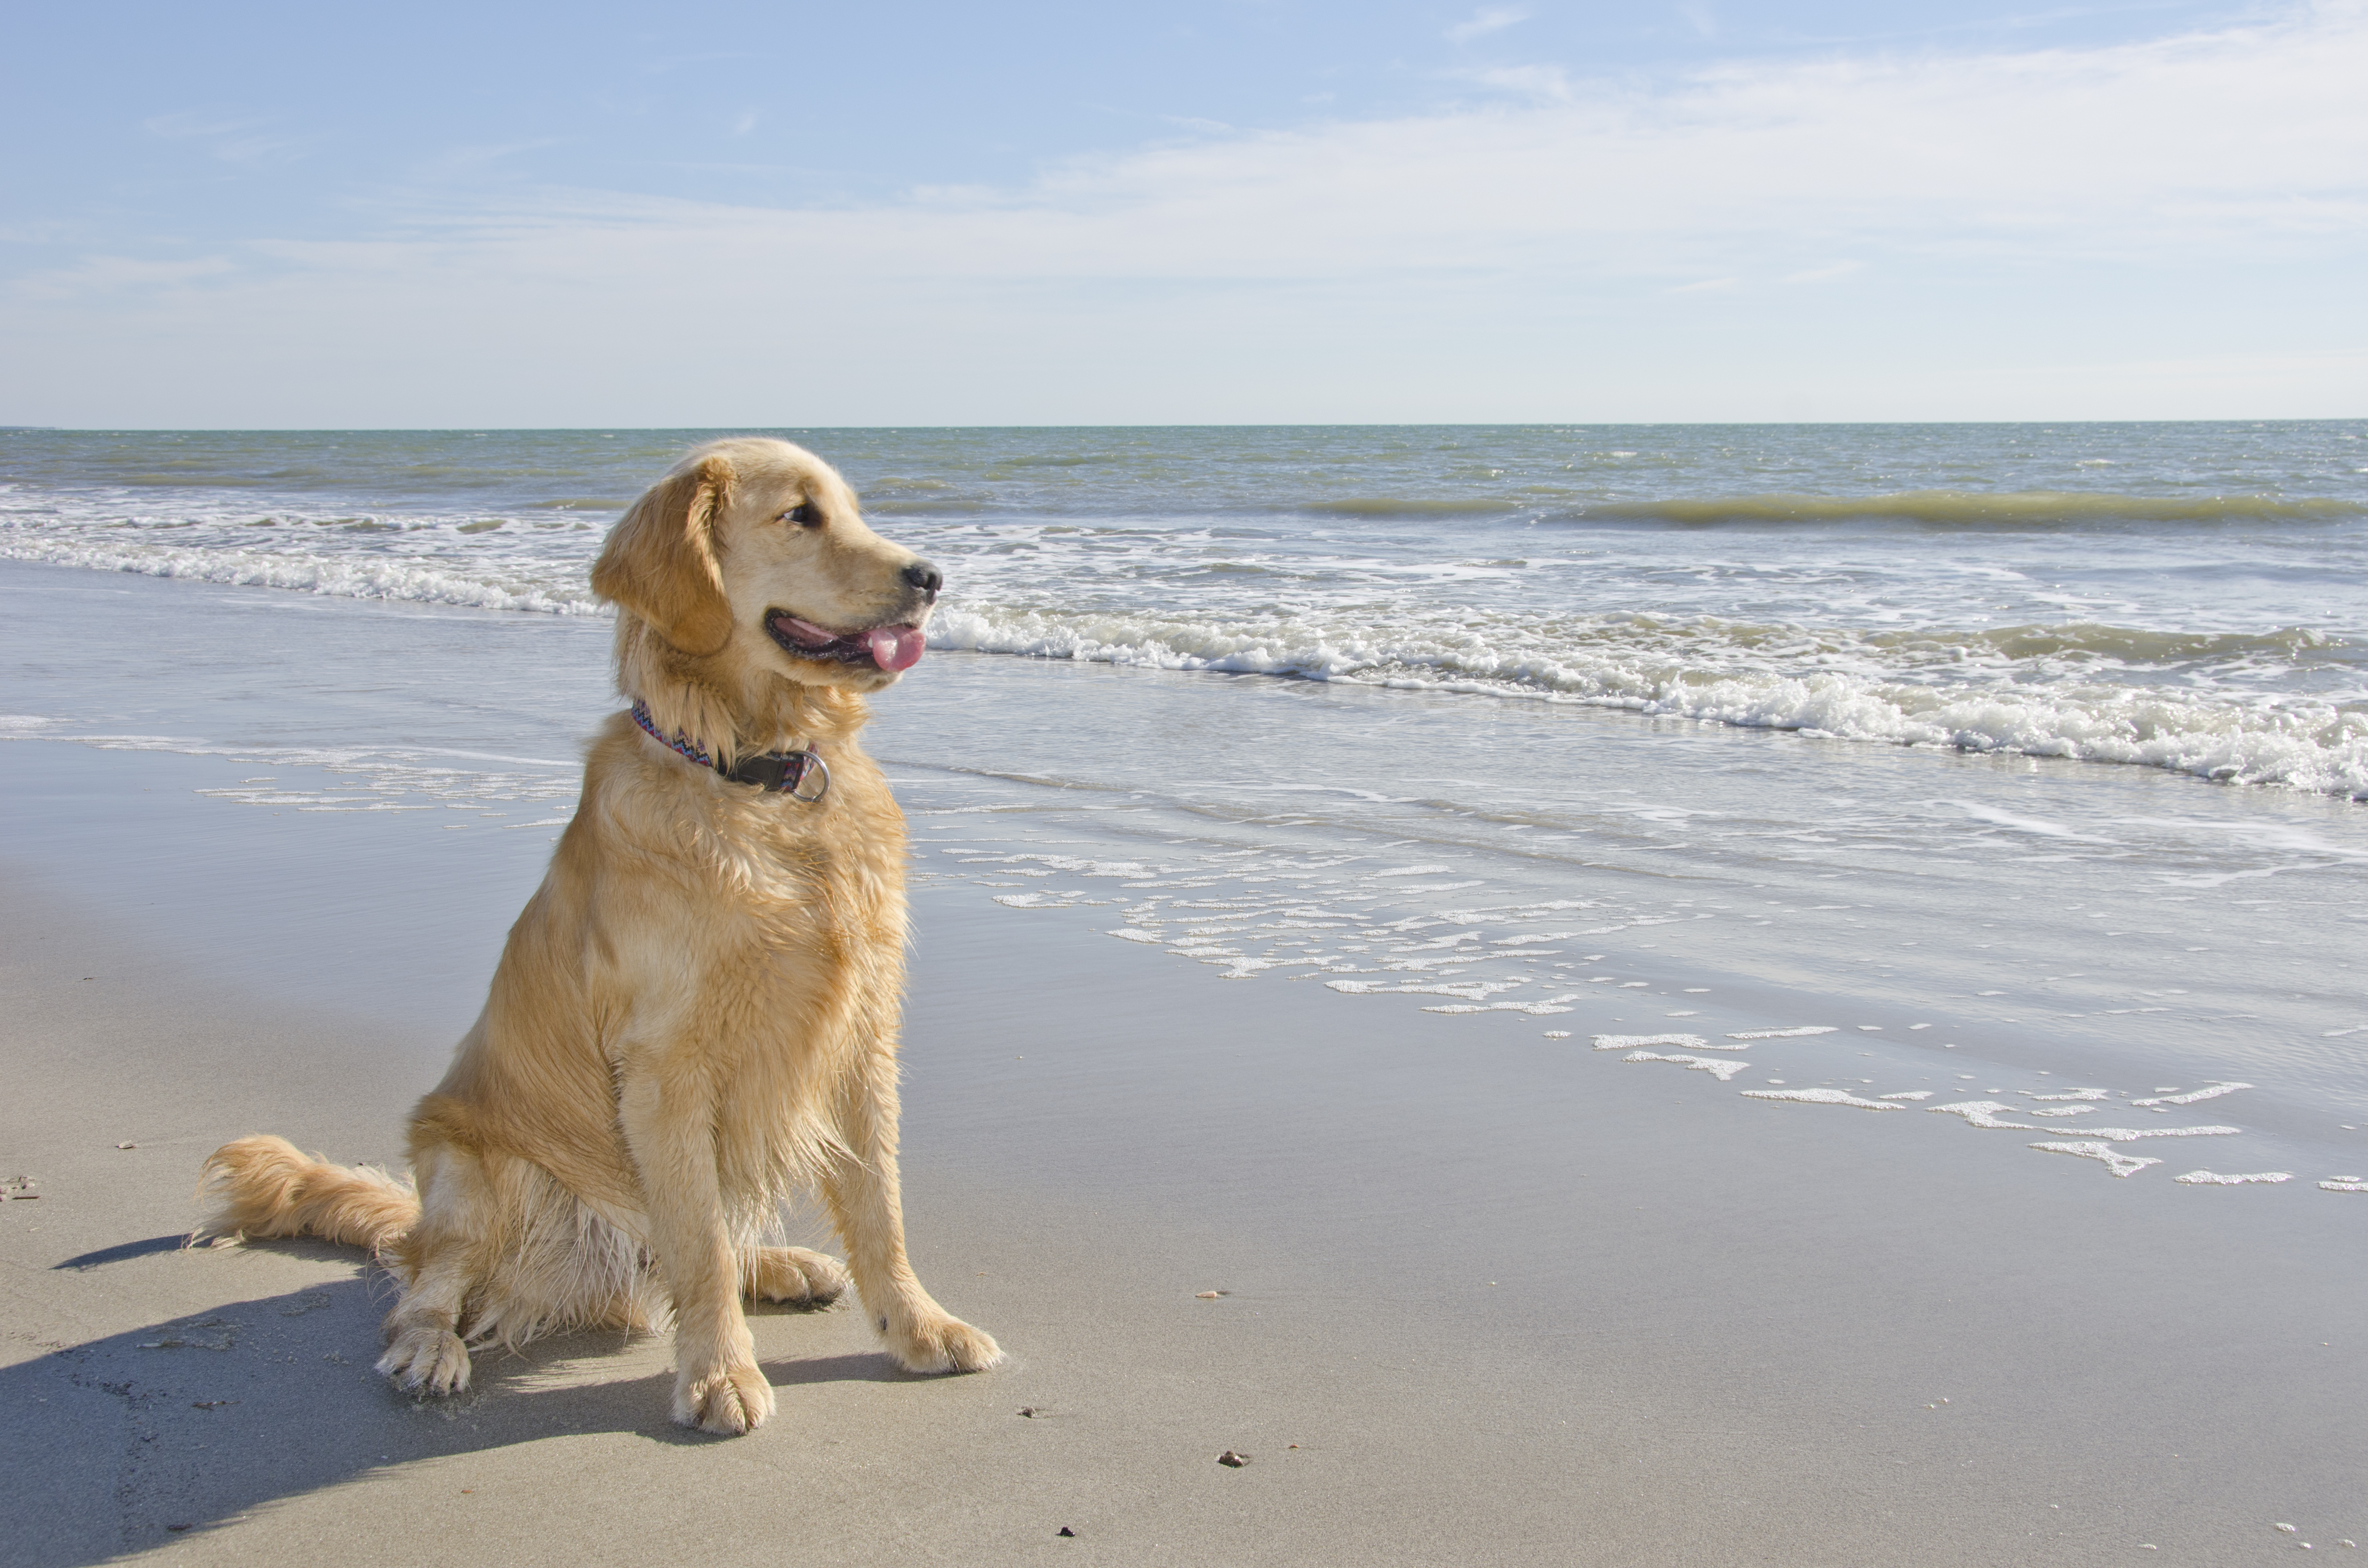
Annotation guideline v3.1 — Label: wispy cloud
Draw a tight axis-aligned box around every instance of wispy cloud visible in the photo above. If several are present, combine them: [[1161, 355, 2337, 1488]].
[[140, 112, 301, 165], [1447, 6, 1531, 44], [14, 4, 2368, 422]]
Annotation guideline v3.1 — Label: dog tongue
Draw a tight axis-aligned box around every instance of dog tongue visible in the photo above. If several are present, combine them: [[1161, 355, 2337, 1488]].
[[865, 626, 927, 672]]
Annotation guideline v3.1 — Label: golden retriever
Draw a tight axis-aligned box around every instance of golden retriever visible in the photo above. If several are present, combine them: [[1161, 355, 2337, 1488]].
[[199, 437, 999, 1434]]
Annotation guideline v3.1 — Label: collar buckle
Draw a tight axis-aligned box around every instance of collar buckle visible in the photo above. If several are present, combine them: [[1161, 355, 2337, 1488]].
[[724, 749, 831, 803]]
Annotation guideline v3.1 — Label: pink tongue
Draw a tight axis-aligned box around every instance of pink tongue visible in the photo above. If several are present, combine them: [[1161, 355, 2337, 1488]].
[[865, 626, 927, 672]]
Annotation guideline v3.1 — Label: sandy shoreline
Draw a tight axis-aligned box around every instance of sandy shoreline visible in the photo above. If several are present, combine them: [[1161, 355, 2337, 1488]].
[[4, 735, 2366, 1564]]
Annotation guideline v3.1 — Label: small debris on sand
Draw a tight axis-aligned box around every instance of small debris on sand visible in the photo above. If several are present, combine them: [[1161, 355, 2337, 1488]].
[[1217, 1450, 1250, 1468], [1056, 1527, 1076, 1537], [1018, 1407, 1040, 1418], [1196, 1290, 1229, 1299], [116, 1142, 137, 1150]]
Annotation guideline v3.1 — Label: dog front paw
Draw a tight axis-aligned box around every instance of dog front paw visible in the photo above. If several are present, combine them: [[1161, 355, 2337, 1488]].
[[377, 1326, 471, 1396], [886, 1311, 1003, 1375], [674, 1359, 775, 1435], [746, 1245, 849, 1307]]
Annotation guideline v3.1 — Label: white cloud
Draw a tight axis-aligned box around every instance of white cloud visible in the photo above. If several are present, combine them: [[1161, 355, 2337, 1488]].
[[1447, 6, 1531, 44], [11, 2, 2368, 424]]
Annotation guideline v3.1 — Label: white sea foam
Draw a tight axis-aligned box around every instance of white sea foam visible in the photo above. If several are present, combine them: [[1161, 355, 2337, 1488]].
[[1727, 1027, 1838, 1040], [2173, 1170, 2292, 1185], [2031, 1141, 2163, 1178], [928, 604, 2368, 799], [1592, 1033, 1711, 1051], [1928, 1101, 2041, 1130], [2130, 1082, 2252, 1107], [2062, 1125, 2243, 1142], [1878, 1090, 1934, 1101], [0, 535, 609, 617], [1742, 1088, 1900, 1110], [1624, 1051, 1749, 1082], [2320, 1179, 2368, 1192]]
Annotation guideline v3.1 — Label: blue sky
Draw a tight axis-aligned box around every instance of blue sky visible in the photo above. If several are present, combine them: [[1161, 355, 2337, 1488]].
[[4, 1, 2363, 425]]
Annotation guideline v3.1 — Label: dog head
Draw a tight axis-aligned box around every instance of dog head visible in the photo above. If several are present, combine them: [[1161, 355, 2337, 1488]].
[[592, 438, 941, 695]]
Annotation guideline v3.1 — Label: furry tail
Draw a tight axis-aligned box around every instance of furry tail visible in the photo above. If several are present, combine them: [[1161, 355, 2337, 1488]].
[[196, 1134, 419, 1255]]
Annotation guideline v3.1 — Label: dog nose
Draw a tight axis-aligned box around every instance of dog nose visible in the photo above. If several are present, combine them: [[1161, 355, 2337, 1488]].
[[901, 559, 943, 599]]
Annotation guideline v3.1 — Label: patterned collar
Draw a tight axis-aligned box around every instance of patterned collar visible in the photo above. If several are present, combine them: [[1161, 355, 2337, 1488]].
[[629, 701, 830, 803]]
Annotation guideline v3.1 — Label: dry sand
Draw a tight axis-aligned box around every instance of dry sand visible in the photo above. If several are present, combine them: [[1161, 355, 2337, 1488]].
[[4, 740, 2365, 1566]]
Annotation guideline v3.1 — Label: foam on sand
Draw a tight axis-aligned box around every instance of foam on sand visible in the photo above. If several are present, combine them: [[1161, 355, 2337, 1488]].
[[1928, 1101, 2041, 1130], [1741, 1088, 1901, 1110], [1624, 1051, 1749, 1082], [2130, 1082, 2252, 1107], [2030, 1141, 2164, 1178], [2173, 1171, 2293, 1185], [1593, 1032, 1712, 1051], [1726, 1027, 1838, 1040]]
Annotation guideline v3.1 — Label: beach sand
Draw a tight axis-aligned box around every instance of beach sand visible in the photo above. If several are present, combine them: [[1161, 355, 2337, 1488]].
[[4, 736, 2365, 1566]]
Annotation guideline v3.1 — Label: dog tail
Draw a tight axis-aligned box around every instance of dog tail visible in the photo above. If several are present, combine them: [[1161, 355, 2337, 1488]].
[[195, 1134, 419, 1256]]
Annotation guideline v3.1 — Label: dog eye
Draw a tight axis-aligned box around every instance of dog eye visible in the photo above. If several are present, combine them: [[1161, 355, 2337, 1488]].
[[779, 502, 822, 528]]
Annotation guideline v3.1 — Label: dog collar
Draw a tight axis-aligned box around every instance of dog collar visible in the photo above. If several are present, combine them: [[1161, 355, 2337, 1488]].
[[629, 701, 830, 803]]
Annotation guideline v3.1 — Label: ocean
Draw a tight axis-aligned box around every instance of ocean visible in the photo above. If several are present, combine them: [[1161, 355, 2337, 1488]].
[[5, 422, 2366, 1185]]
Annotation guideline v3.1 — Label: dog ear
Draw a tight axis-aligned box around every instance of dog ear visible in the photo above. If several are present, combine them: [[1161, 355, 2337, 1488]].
[[592, 455, 736, 656]]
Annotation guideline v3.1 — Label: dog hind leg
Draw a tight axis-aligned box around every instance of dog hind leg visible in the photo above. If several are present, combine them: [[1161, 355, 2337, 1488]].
[[375, 1143, 489, 1396], [742, 1246, 849, 1307]]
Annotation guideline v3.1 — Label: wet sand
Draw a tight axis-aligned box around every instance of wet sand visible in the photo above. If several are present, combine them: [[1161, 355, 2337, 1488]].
[[4, 739, 2366, 1566]]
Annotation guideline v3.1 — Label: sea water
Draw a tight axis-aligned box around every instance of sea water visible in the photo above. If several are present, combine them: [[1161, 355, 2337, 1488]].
[[5, 423, 2365, 1189]]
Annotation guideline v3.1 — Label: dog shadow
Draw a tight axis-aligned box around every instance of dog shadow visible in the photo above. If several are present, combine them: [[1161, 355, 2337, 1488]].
[[10, 1237, 927, 1567]]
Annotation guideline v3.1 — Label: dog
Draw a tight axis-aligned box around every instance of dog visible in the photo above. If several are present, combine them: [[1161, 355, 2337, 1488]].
[[199, 437, 999, 1434]]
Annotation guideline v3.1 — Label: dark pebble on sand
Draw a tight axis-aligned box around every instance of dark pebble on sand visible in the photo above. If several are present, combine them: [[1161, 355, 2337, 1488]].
[[1218, 1450, 1249, 1468]]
